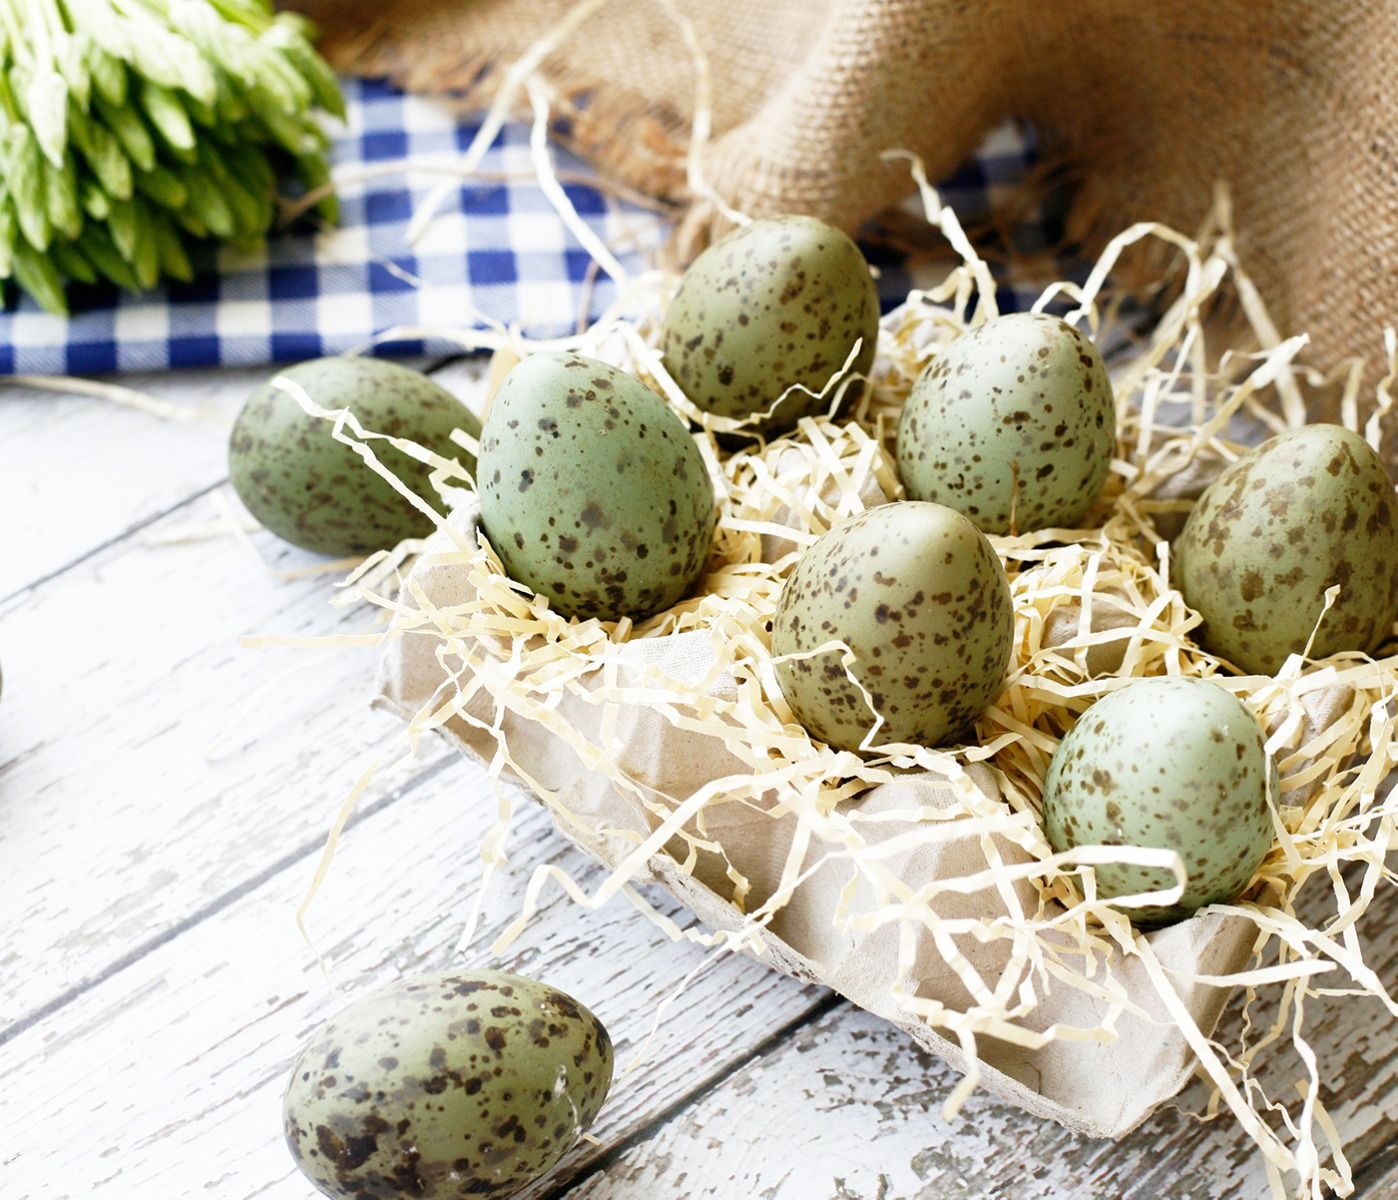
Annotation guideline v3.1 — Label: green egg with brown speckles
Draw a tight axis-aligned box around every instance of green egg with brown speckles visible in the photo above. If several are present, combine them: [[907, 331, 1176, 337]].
[[283, 969, 614, 1199], [1044, 677, 1276, 925], [229, 357, 480, 557], [896, 313, 1115, 534], [662, 214, 880, 435], [477, 352, 717, 621], [771, 501, 1013, 751], [1175, 424, 1398, 674]]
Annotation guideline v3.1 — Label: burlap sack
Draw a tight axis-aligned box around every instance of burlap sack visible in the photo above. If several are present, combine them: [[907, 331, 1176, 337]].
[[294, 0, 1397, 383], [373, 488, 1353, 1139]]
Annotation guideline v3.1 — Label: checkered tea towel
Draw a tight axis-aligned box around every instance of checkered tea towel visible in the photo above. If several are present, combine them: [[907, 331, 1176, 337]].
[[0, 79, 1049, 376]]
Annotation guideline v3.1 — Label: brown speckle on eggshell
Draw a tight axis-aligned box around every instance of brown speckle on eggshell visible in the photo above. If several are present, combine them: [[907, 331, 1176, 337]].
[[771, 501, 1014, 751], [661, 214, 880, 436], [1043, 677, 1276, 925], [1174, 424, 1398, 674], [477, 353, 717, 621], [228, 356, 480, 557], [896, 312, 1115, 534], [283, 969, 614, 1199]]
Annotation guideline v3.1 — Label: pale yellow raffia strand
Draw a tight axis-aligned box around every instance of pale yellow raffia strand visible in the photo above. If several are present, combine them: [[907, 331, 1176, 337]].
[[7, 372, 227, 424], [525, 76, 630, 285], [282, 162, 673, 225], [404, 0, 617, 246], [295, 747, 398, 982], [883, 149, 1000, 322], [652, 0, 750, 227]]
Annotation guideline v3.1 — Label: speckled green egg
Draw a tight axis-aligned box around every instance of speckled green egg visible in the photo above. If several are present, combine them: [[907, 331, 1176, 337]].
[[229, 357, 480, 556], [1044, 677, 1275, 925], [896, 313, 1115, 534], [771, 502, 1013, 751], [661, 214, 880, 435], [1175, 424, 1398, 675], [477, 352, 716, 621], [283, 969, 614, 1200]]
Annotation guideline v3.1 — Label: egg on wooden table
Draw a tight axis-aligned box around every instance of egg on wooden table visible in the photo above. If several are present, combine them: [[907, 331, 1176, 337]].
[[229, 357, 480, 557], [1174, 424, 1398, 674], [284, 970, 614, 1199], [896, 313, 1116, 534], [661, 214, 881, 436], [771, 501, 1014, 751], [1043, 677, 1275, 925], [477, 352, 717, 621]]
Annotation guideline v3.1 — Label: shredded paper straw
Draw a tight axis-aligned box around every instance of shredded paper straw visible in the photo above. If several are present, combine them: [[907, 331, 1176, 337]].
[[246, 24, 1398, 1196]]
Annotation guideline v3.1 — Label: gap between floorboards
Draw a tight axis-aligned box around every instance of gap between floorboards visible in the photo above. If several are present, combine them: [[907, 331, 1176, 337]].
[[0, 749, 459, 1047], [1352, 1135, 1398, 1198], [540, 993, 848, 1200]]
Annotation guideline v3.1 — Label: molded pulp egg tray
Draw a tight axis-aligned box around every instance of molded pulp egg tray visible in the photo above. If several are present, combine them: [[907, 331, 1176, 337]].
[[365, 197, 1398, 1193]]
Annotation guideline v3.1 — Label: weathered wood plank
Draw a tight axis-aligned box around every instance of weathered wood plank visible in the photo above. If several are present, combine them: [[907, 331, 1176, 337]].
[[0, 368, 261, 597], [2, 747, 824, 1198], [558, 882, 1398, 1200], [1353, 1144, 1398, 1197], [0, 489, 455, 1028], [0, 360, 488, 1026], [0, 352, 817, 1200]]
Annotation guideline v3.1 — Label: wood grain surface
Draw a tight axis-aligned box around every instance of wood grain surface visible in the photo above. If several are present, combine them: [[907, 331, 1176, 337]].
[[2, 361, 1393, 1200]]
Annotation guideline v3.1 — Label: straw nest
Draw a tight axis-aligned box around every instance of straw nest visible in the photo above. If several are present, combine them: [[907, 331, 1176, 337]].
[[265, 163, 1397, 1198], [232, 55, 1398, 1192]]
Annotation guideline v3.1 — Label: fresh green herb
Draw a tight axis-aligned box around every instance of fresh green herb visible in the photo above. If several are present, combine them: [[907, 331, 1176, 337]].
[[0, 0, 344, 313]]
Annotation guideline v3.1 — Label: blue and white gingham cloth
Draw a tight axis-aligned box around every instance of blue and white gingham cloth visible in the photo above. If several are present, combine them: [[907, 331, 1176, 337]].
[[0, 79, 1051, 376]]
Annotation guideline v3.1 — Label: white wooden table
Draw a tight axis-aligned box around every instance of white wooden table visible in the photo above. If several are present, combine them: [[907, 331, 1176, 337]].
[[2, 357, 1395, 1200]]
